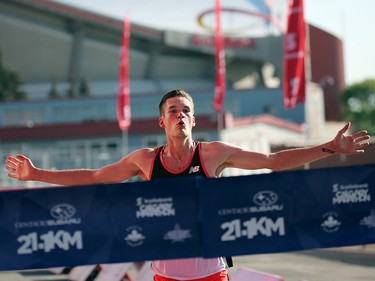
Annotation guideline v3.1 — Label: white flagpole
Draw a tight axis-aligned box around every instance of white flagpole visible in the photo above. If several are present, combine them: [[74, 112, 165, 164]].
[[217, 111, 223, 141], [122, 129, 128, 156]]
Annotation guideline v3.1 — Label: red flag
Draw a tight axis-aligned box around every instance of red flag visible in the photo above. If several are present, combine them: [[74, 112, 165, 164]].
[[213, 0, 226, 113], [117, 12, 131, 131], [283, 0, 306, 109]]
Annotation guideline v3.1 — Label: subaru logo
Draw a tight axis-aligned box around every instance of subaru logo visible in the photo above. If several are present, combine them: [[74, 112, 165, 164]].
[[50, 203, 76, 219], [253, 191, 278, 207]]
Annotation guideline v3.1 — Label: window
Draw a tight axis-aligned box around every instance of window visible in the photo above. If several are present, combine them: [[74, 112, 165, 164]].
[[142, 135, 167, 148], [3, 109, 43, 127]]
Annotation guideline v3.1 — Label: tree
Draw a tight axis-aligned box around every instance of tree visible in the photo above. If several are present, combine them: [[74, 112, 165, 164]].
[[340, 79, 375, 135], [0, 48, 26, 101]]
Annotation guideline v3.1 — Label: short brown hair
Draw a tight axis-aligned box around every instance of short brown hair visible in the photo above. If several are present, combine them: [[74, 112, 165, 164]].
[[158, 89, 194, 116]]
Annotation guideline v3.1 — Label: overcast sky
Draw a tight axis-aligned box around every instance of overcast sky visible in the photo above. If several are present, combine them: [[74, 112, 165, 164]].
[[53, 0, 375, 85]]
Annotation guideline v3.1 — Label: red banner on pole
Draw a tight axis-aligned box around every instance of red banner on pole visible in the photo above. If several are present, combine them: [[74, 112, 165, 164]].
[[117, 12, 131, 131], [213, 0, 226, 113], [283, 0, 306, 109]]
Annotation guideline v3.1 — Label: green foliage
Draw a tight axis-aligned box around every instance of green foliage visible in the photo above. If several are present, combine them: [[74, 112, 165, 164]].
[[0, 49, 26, 101], [48, 76, 61, 99], [65, 77, 91, 98], [66, 78, 75, 98], [79, 77, 90, 97], [341, 79, 375, 135]]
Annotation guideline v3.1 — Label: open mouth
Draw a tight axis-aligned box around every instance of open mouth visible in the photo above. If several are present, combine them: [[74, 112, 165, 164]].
[[177, 121, 185, 127]]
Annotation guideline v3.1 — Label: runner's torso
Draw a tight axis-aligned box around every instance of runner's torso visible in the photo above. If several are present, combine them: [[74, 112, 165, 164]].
[[150, 141, 209, 179], [150, 141, 226, 279]]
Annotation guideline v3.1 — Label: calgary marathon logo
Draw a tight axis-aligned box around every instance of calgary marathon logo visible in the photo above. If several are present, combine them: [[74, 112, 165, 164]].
[[332, 183, 371, 205], [136, 197, 175, 218]]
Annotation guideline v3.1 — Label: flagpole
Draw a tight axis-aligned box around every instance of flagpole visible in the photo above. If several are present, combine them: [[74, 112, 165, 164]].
[[217, 111, 223, 141], [122, 129, 128, 156], [304, 20, 312, 140], [117, 12, 131, 155], [213, 0, 226, 141], [305, 22, 312, 83]]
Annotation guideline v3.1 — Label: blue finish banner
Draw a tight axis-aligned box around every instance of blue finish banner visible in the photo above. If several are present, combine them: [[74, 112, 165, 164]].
[[0, 178, 201, 270], [199, 165, 375, 258], [0, 164, 374, 271]]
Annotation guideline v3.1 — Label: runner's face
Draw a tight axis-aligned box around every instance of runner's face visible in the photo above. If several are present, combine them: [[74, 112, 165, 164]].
[[159, 97, 195, 137]]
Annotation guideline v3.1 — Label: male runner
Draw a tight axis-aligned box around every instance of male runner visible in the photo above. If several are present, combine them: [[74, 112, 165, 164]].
[[5, 89, 370, 281]]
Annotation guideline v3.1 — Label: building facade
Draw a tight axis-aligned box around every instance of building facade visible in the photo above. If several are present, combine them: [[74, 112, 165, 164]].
[[1, 0, 367, 187]]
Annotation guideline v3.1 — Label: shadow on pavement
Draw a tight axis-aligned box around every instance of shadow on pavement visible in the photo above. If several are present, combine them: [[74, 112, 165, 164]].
[[296, 248, 375, 267]]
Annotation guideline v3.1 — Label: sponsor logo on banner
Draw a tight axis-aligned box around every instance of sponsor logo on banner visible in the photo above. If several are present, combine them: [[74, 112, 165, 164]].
[[124, 226, 145, 247], [321, 212, 341, 233], [14, 203, 83, 255], [136, 197, 175, 218], [360, 209, 375, 228], [164, 224, 192, 243], [253, 190, 279, 207], [332, 183, 371, 205], [15, 203, 81, 229], [218, 190, 283, 216], [50, 203, 76, 219]]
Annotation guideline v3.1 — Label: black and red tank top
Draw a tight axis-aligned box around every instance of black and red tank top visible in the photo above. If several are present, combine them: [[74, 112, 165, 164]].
[[149, 141, 233, 269], [150, 141, 209, 180]]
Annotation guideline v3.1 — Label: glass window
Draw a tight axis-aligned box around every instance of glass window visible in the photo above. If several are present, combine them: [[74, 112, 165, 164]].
[[3, 109, 43, 127]]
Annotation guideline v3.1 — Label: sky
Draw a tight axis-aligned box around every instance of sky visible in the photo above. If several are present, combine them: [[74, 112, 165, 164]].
[[53, 0, 375, 86]]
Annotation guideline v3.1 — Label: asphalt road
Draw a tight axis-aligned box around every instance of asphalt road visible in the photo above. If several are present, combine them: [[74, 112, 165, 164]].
[[229, 245, 375, 281], [1, 245, 374, 281]]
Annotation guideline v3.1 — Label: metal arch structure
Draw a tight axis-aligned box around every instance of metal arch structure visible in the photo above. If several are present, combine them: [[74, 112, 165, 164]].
[[196, 7, 284, 36]]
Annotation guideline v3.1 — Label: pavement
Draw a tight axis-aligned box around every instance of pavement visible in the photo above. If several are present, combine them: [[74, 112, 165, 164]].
[[228, 244, 375, 281], [0, 245, 374, 281]]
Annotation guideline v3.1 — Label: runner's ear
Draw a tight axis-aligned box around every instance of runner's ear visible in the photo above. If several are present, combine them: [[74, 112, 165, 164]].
[[158, 116, 165, 128]]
